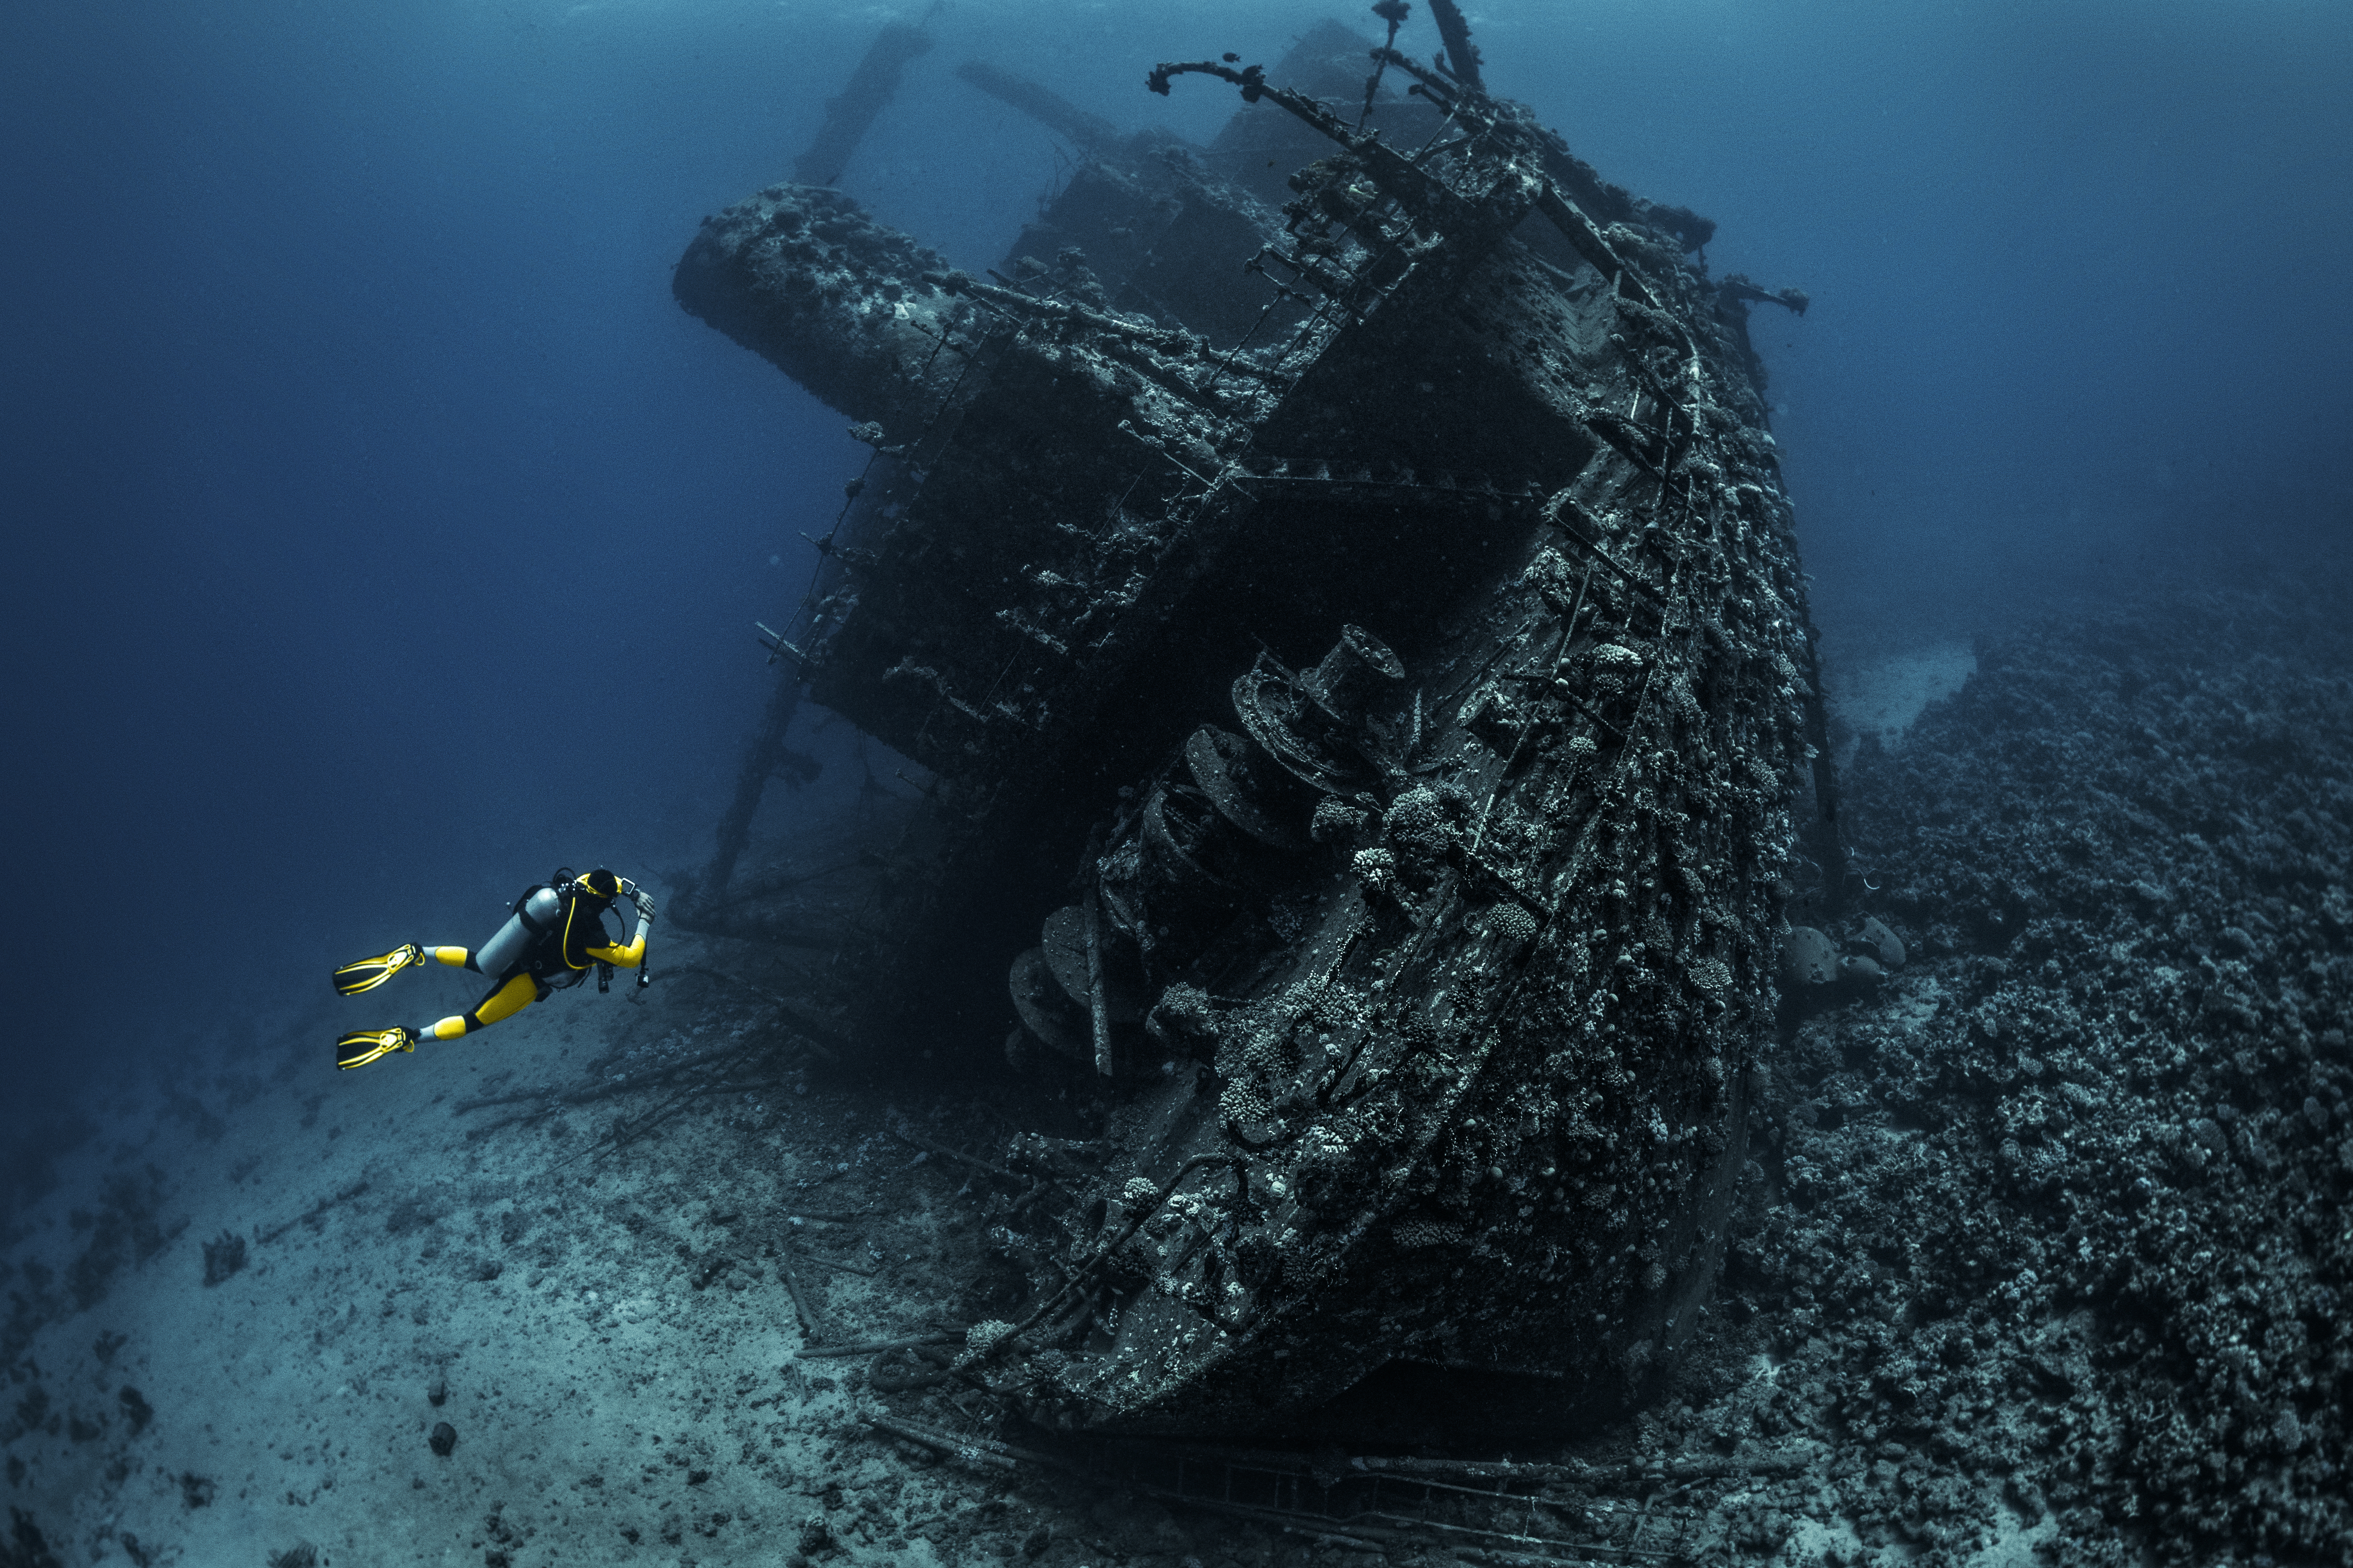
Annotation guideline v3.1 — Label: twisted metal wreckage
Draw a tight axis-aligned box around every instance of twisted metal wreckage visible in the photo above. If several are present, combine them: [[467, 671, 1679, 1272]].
[[670, 6, 1831, 1444]]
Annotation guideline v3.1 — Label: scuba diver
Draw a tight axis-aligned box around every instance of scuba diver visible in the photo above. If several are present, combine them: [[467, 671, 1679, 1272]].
[[329, 868, 656, 1070]]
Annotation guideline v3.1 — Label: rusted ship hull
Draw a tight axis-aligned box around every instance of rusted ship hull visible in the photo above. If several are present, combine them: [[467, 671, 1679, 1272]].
[[675, 14, 1824, 1435]]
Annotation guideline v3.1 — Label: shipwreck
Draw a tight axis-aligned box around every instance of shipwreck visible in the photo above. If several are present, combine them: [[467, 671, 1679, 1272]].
[[671, 4, 1830, 1439]]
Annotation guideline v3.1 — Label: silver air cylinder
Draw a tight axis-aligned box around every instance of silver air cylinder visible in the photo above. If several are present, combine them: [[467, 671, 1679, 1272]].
[[473, 886, 564, 979]]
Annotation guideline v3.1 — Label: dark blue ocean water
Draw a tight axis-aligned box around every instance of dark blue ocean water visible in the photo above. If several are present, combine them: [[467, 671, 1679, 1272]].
[[4, 0, 2347, 1204]]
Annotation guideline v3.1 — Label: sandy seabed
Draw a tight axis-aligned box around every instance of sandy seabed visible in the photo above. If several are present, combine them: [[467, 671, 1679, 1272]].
[[7, 587, 2352, 1568], [0, 927, 1067, 1567]]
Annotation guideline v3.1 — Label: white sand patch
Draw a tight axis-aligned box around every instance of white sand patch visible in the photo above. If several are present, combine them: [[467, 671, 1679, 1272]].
[[1828, 642, 1976, 764]]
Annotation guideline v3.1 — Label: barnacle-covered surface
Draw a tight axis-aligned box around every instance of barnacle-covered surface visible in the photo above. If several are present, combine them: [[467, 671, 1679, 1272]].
[[674, 14, 1828, 1436]]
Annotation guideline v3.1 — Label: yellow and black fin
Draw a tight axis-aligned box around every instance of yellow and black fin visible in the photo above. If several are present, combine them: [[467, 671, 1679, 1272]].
[[332, 943, 424, 997], [334, 1026, 418, 1071]]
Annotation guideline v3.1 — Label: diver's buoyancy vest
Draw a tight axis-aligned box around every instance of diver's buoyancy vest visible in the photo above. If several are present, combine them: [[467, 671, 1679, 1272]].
[[539, 885, 618, 980], [476, 881, 619, 983]]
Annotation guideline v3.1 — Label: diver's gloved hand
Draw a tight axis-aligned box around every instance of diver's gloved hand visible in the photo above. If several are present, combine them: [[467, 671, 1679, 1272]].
[[634, 892, 658, 923]]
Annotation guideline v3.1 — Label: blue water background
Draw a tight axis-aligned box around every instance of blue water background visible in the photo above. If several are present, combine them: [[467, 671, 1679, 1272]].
[[3, 0, 2347, 1201]]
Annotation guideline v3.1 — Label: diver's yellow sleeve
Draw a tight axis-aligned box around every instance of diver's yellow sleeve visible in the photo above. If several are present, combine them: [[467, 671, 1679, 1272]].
[[588, 933, 647, 968]]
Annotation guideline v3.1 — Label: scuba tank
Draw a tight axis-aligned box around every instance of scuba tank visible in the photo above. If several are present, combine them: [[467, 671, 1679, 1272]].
[[473, 884, 567, 980], [473, 868, 645, 988]]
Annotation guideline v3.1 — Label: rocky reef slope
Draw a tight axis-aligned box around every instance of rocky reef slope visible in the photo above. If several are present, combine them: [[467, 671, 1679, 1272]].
[[1674, 585, 2353, 1564]]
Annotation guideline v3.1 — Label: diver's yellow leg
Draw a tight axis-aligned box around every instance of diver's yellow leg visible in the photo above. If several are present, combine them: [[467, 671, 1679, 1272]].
[[432, 946, 472, 968], [423, 972, 540, 1042]]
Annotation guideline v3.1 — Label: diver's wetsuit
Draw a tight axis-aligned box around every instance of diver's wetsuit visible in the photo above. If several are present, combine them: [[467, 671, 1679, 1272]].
[[332, 868, 652, 1069], [422, 912, 645, 1039]]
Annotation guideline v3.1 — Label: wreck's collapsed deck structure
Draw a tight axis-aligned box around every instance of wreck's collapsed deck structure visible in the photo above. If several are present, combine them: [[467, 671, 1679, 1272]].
[[674, 14, 1824, 1437]]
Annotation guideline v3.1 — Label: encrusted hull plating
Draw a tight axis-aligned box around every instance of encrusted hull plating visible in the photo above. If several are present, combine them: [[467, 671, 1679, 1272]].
[[675, 17, 1826, 1435]]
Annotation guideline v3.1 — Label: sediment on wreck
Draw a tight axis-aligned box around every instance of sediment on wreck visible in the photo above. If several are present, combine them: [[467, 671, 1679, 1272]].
[[676, 9, 1826, 1438]]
